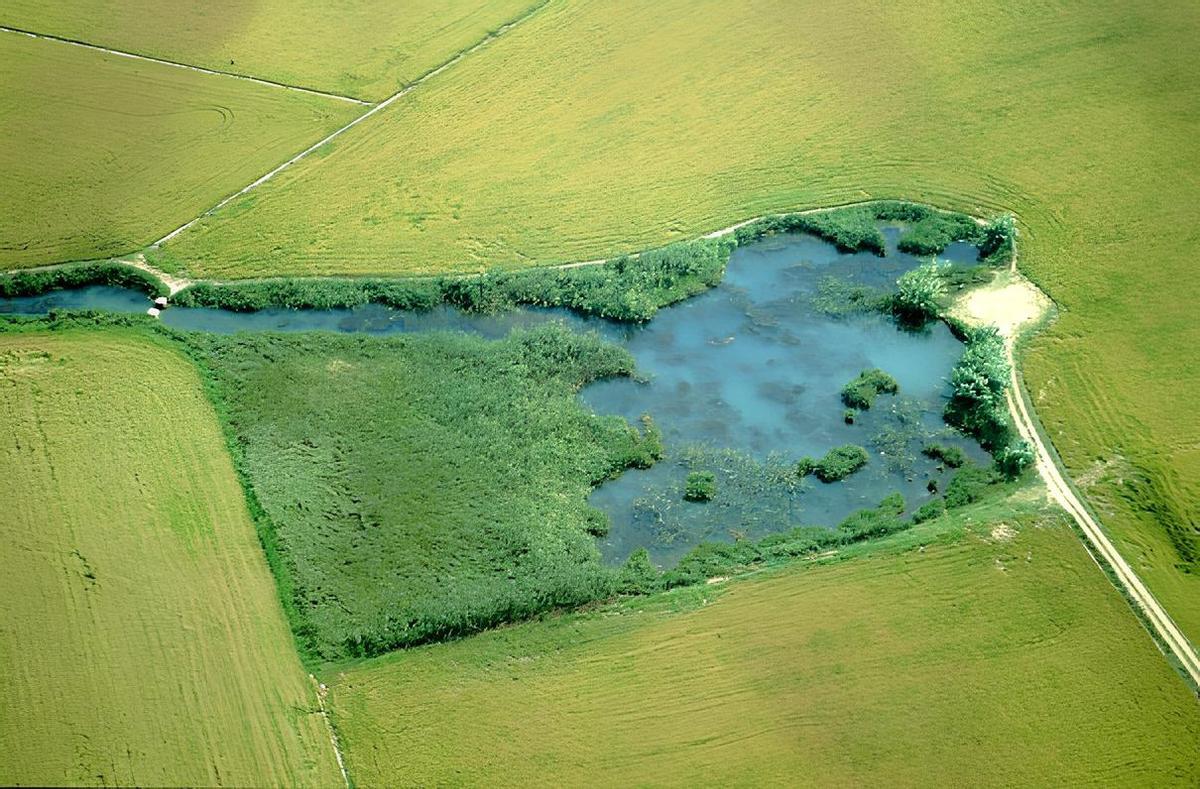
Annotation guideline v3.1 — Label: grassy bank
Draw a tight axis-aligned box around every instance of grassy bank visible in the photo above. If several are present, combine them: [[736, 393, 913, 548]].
[[0, 327, 341, 786], [327, 498, 1200, 786]]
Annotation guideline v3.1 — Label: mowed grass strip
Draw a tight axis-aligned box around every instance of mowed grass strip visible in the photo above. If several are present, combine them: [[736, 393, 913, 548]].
[[329, 512, 1200, 787], [0, 32, 360, 269], [0, 329, 341, 787], [0, 0, 541, 101], [163, 0, 1200, 648]]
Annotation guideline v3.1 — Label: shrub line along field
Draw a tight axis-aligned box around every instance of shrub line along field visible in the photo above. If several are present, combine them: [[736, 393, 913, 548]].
[[0, 26, 371, 105]]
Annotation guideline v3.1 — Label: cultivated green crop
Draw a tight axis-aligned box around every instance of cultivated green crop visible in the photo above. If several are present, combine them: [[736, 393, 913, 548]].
[[159, 0, 1200, 644], [0, 329, 341, 787], [327, 503, 1200, 786], [1, 0, 541, 101], [0, 32, 359, 269]]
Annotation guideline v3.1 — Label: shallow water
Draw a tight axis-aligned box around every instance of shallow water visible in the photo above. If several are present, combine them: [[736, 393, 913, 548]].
[[1, 229, 987, 567]]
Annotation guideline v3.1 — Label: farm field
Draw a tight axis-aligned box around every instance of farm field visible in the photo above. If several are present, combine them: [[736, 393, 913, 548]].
[[328, 505, 1200, 787], [0, 328, 341, 787], [160, 0, 1200, 650], [0, 0, 541, 101], [0, 31, 359, 269]]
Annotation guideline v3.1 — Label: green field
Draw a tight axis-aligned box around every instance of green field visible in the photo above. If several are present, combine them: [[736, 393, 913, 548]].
[[0, 0, 540, 101], [0, 32, 359, 269], [0, 329, 342, 787], [328, 504, 1200, 786], [186, 326, 660, 661], [160, 0, 1200, 649]]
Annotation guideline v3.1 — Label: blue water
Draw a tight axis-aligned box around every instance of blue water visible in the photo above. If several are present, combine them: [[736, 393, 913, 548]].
[[1, 228, 987, 566]]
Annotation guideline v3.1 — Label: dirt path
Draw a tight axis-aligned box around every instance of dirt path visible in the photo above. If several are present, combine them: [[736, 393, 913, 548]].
[[124, 255, 192, 295], [0, 25, 370, 105], [954, 274, 1200, 688]]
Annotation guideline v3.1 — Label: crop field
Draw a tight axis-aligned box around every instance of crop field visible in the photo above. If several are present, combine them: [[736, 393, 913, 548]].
[[0, 31, 359, 269], [0, 0, 541, 101], [186, 326, 659, 661], [158, 0, 1200, 649], [0, 329, 341, 787], [328, 505, 1200, 787]]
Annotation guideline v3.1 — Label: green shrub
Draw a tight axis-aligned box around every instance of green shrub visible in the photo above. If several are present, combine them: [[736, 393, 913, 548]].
[[995, 440, 1035, 479], [943, 326, 1017, 451], [799, 444, 869, 482], [896, 213, 981, 256], [618, 548, 660, 594], [843, 408, 856, 424], [979, 214, 1016, 263], [893, 260, 948, 322], [911, 498, 947, 523], [841, 368, 899, 410], [684, 471, 717, 502], [944, 464, 998, 509], [922, 443, 966, 468]]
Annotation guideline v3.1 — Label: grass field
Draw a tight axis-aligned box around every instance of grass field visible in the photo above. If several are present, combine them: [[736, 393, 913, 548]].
[[0, 329, 341, 787], [186, 325, 660, 661], [0, 0, 541, 101], [160, 0, 1200, 649], [328, 503, 1200, 787], [0, 31, 359, 269]]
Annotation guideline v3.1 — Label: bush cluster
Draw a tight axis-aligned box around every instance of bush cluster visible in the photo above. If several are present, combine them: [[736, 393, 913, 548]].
[[683, 470, 717, 502], [892, 260, 948, 323], [921, 443, 966, 468], [840, 368, 899, 410], [797, 444, 870, 482]]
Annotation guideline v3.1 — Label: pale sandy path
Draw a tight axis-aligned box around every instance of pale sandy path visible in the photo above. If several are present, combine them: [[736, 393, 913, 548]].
[[0, 25, 371, 105]]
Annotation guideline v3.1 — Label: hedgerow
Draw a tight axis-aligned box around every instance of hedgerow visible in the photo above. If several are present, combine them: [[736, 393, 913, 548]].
[[0, 261, 167, 299]]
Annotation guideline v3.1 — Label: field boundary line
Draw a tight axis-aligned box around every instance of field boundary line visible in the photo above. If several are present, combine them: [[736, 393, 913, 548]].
[[311, 676, 350, 789], [149, 0, 550, 248], [0, 25, 372, 105]]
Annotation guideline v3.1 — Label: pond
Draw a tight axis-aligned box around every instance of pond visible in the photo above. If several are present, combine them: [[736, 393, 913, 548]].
[[1, 228, 988, 567]]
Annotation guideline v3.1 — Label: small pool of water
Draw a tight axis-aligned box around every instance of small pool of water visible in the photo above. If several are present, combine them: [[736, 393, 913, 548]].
[[1, 228, 987, 567]]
